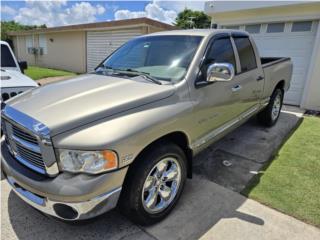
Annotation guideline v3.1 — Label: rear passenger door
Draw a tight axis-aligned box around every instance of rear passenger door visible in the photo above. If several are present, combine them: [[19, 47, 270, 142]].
[[231, 35, 264, 113]]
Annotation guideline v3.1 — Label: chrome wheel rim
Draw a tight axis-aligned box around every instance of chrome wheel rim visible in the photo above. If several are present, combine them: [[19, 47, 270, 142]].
[[272, 93, 282, 121], [142, 157, 181, 214]]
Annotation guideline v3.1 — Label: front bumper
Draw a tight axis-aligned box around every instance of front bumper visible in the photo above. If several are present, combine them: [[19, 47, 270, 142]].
[[1, 141, 128, 220]]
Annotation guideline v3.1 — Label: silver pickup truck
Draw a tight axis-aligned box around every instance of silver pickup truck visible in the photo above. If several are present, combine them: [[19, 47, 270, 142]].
[[1, 29, 292, 225]]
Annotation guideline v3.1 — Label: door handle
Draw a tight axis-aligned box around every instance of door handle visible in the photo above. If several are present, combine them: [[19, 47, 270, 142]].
[[231, 85, 242, 92], [257, 76, 264, 81]]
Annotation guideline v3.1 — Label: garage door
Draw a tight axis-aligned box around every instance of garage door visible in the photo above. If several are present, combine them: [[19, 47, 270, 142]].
[[86, 28, 142, 72], [225, 20, 318, 105]]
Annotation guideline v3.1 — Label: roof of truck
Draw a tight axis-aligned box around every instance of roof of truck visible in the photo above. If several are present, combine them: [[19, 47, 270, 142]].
[[146, 29, 248, 37]]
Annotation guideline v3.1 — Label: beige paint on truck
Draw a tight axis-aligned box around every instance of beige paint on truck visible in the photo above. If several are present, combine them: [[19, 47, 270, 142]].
[[1, 29, 292, 222]]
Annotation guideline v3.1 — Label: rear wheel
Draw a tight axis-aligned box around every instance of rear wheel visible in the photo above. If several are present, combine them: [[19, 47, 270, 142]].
[[118, 142, 187, 225], [258, 88, 283, 127]]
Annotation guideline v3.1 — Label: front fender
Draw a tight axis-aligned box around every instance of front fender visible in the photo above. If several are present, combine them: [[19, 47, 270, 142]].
[[52, 95, 194, 168]]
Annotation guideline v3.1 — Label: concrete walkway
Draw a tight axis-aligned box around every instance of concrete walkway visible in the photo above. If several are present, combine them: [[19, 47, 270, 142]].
[[2, 109, 319, 240]]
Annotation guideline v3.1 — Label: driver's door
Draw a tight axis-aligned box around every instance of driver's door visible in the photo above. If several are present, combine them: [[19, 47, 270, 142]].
[[190, 35, 244, 145]]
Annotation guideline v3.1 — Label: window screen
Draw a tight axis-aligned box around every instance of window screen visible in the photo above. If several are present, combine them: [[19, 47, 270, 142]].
[[234, 37, 257, 72], [292, 21, 312, 32], [267, 23, 285, 33], [206, 38, 236, 67], [245, 24, 261, 34]]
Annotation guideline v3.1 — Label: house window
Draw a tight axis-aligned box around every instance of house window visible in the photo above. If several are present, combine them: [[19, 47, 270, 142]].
[[26, 35, 33, 54], [267, 23, 285, 33], [291, 21, 312, 32], [224, 25, 240, 30], [245, 24, 261, 34], [39, 34, 47, 54]]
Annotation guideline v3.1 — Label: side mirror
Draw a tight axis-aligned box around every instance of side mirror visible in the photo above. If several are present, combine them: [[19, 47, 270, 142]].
[[206, 63, 235, 83], [18, 61, 28, 73]]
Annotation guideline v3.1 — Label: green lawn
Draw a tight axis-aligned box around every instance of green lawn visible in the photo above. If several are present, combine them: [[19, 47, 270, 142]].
[[25, 66, 76, 80], [243, 116, 320, 227]]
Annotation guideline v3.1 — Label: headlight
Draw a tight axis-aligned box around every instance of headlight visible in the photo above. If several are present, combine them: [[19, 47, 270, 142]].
[[58, 149, 118, 174]]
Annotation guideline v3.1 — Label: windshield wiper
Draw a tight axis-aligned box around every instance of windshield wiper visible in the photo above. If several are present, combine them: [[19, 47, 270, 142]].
[[97, 66, 162, 85], [124, 69, 162, 85]]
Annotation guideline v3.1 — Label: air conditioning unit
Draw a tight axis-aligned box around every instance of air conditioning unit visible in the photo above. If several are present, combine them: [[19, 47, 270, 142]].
[[38, 47, 44, 55], [27, 47, 34, 54], [27, 47, 39, 55]]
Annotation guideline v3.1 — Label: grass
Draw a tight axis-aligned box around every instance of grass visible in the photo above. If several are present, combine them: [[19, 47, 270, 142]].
[[243, 116, 320, 227], [25, 66, 76, 80]]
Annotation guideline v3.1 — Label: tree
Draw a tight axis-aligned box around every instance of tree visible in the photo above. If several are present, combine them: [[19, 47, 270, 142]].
[[0, 21, 46, 42], [175, 9, 211, 29]]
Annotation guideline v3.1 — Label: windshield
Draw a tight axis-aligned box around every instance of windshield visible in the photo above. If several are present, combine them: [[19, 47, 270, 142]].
[[95, 35, 203, 83], [1, 44, 16, 68]]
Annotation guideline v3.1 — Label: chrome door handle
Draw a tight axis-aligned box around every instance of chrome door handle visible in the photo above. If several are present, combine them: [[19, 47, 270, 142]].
[[231, 85, 242, 92], [257, 76, 264, 81]]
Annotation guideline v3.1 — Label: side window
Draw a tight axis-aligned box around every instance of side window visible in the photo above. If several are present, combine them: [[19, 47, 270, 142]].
[[206, 38, 236, 67], [233, 37, 257, 72], [198, 37, 236, 82]]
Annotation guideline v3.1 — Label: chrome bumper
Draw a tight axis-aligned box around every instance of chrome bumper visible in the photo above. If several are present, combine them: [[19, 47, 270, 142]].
[[7, 176, 122, 220]]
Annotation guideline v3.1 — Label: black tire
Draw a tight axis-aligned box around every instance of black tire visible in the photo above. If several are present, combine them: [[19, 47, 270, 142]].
[[258, 88, 283, 127], [118, 142, 187, 225]]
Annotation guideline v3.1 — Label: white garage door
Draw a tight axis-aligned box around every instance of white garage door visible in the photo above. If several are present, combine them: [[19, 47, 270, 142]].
[[87, 28, 142, 72], [226, 20, 319, 105]]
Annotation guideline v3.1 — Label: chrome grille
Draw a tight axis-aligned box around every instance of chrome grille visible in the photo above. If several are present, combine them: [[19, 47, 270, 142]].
[[2, 105, 59, 176], [12, 124, 38, 145], [16, 143, 45, 169], [4, 120, 46, 174]]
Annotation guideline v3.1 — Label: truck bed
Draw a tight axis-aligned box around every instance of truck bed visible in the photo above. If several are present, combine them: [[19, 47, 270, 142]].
[[261, 57, 291, 68], [260, 57, 293, 101]]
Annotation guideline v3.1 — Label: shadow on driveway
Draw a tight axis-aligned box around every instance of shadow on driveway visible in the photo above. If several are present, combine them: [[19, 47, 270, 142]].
[[6, 176, 263, 240]]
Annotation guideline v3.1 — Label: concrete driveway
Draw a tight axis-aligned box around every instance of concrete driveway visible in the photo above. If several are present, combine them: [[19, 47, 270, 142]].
[[1, 110, 319, 240]]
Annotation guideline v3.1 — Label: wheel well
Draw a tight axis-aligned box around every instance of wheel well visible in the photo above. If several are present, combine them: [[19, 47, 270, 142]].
[[134, 132, 193, 178], [275, 80, 285, 92]]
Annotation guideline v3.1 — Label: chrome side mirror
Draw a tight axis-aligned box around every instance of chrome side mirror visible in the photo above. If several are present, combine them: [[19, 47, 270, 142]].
[[206, 63, 235, 82]]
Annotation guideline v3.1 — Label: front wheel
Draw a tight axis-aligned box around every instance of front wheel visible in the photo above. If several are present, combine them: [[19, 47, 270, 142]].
[[118, 142, 187, 225], [258, 88, 283, 127]]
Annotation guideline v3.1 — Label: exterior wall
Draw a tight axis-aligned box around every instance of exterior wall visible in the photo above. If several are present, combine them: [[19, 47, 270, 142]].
[[13, 31, 86, 73], [13, 35, 36, 65], [37, 31, 86, 73], [205, 1, 307, 14], [301, 23, 320, 111], [205, 2, 320, 25]]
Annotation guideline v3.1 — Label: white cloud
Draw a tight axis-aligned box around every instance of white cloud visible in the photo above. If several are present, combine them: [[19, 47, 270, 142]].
[[13, 1, 106, 27], [155, 1, 205, 12], [1, 5, 17, 15], [114, 2, 178, 25]]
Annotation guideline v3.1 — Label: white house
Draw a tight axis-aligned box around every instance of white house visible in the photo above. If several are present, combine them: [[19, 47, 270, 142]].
[[205, 1, 320, 110]]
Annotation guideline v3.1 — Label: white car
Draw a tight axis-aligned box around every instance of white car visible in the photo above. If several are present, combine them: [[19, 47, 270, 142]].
[[1, 41, 38, 105]]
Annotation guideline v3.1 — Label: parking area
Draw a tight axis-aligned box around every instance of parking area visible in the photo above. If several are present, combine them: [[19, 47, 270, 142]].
[[1, 109, 320, 240]]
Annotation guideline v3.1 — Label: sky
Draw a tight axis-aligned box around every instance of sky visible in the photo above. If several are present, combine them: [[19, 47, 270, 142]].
[[0, 0, 206, 26]]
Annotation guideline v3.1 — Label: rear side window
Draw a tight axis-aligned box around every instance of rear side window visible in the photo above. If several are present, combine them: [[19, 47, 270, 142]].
[[233, 37, 257, 72], [1, 45, 16, 67], [206, 38, 236, 67]]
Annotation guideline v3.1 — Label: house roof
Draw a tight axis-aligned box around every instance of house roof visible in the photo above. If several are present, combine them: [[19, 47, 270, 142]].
[[8, 18, 177, 36]]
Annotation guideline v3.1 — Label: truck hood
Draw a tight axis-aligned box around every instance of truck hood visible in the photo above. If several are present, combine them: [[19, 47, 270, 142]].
[[1, 69, 38, 88], [7, 74, 175, 135]]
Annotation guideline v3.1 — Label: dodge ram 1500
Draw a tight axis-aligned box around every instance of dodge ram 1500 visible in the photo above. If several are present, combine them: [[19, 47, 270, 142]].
[[1, 29, 292, 225]]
